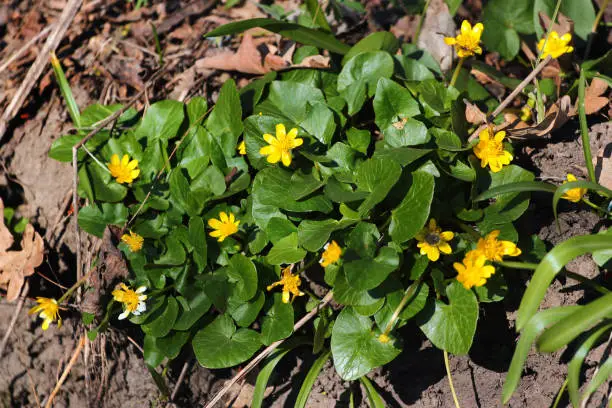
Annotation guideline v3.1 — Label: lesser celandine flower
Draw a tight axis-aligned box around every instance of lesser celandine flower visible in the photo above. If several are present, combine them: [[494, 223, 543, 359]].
[[107, 154, 140, 184], [121, 231, 144, 252], [29, 297, 62, 330], [207, 211, 240, 242], [415, 219, 454, 262], [259, 124, 303, 166], [238, 140, 246, 155], [561, 174, 587, 203], [454, 250, 496, 290], [537, 31, 574, 59], [378, 333, 391, 344], [112, 283, 147, 320], [473, 128, 513, 173], [267, 266, 304, 304], [319, 240, 342, 267], [476, 230, 521, 262], [444, 20, 484, 58]]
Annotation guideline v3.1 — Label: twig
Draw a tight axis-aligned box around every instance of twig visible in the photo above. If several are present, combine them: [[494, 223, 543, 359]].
[[0, 25, 56, 75], [203, 291, 334, 408], [170, 357, 194, 402], [44, 336, 86, 408], [0, 282, 29, 358], [468, 55, 552, 141], [0, 0, 82, 142]]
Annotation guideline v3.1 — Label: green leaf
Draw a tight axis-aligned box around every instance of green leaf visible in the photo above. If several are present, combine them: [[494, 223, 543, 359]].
[[516, 234, 612, 331], [188, 217, 207, 270], [582, 355, 612, 405], [375, 282, 429, 331], [142, 297, 179, 338], [144, 335, 165, 367], [261, 293, 295, 345], [331, 307, 402, 381], [419, 281, 478, 355], [338, 51, 394, 96], [206, 79, 243, 157], [482, 0, 534, 60], [372, 147, 431, 167], [204, 18, 350, 55], [178, 126, 211, 178], [502, 306, 581, 403], [355, 157, 402, 216], [344, 247, 399, 290], [263, 81, 325, 124], [552, 181, 612, 225], [173, 284, 212, 331], [300, 102, 336, 145], [186, 96, 208, 125], [342, 32, 399, 64], [389, 171, 435, 243], [298, 219, 338, 251], [537, 293, 612, 352], [169, 169, 201, 216], [78, 203, 128, 238], [87, 164, 127, 202], [359, 376, 386, 408], [295, 349, 332, 408], [346, 128, 371, 154], [266, 233, 307, 265], [228, 290, 266, 327], [135, 100, 185, 141], [157, 330, 190, 359], [80, 103, 137, 128], [192, 314, 262, 369], [534, 0, 595, 40], [373, 78, 427, 147], [228, 254, 258, 301], [475, 181, 556, 201], [304, 0, 331, 31]]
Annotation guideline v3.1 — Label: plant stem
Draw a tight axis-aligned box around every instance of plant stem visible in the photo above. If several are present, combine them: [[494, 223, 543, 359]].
[[444, 350, 461, 408], [57, 265, 95, 304], [413, 0, 432, 45], [536, 0, 563, 65], [592, 0, 610, 32], [552, 379, 568, 408], [449, 57, 464, 87], [578, 69, 597, 183], [382, 278, 423, 336], [496, 261, 538, 270]]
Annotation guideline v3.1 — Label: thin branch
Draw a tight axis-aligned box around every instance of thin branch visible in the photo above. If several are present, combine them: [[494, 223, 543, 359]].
[[0, 282, 29, 358], [170, 357, 194, 402], [203, 291, 335, 408], [0, 25, 55, 74], [44, 335, 86, 408]]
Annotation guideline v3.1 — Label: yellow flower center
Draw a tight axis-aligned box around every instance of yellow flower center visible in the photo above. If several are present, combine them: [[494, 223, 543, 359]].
[[454, 250, 496, 289], [121, 231, 144, 252], [267, 267, 304, 303], [113, 284, 144, 313], [444, 20, 484, 58], [473, 129, 513, 173], [416, 219, 454, 262], [107, 154, 140, 184], [537, 31, 574, 59], [259, 124, 303, 167], [425, 232, 441, 245], [320, 240, 342, 267], [28, 297, 62, 330], [208, 211, 240, 242]]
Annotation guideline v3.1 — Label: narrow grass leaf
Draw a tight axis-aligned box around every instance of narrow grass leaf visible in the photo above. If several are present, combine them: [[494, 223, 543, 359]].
[[50, 52, 81, 128], [359, 376, 386, 408], [295, 349, 331, 408], [581, 357, 612, 405], [474, 181, 557, 202]]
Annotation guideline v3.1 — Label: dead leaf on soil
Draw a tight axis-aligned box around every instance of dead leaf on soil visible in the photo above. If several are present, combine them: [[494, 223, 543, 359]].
[[416, 0, 454, 71], [594, 141, 612, 190], [0, 204, 44, 301], [583, 78, 609, 115], [0, 199, 14, 252], [506, 95, 571, 140], [464, 99, 486, 124]]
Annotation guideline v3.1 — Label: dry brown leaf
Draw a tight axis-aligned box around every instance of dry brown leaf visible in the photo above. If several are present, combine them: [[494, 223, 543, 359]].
[[392, 117, 408, 130], [503, 113, 529, 130], [506, 95, 571, 140], [584, 78, 609, 115], [416, 0, 454, 71], [464, 99, 486, 124], [538, 11, 573, 38], [0, 199, 14, 252], [0, 223, 44, 301]]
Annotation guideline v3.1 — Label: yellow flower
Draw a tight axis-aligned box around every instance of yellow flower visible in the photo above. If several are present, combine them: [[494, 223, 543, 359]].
[[537, 31, 574, 59], [121, 231, 144, 252], [107, 153, 140, 184], [454, 250, 496, 290], [29, 297, 62, 330], [259, 124, 303, 166], [319, 240, 342, 267], [561, 173, 587, 203], [266, 266, 304, 304], [207, 211, 240, 242], [238, 140, 246, 155], [112, 283, 147, 320], [476, 230, 521, 262], [378, 333, 391, 344], [473, 128, 513, 173], [444, 20, 484, 58], [415, 219, 454, 262]]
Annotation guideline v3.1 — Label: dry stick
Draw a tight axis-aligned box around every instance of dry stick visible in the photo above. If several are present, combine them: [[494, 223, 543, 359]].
[[203, 291, 335, 408], [0, 282, 29, 358], [0, 25, 56, 74], [467, 55, 552, 142], [44, 335, 86, 408], [70, 70, 165, 284], [170, 357, 194, 402], [0, 0, 82, 142]]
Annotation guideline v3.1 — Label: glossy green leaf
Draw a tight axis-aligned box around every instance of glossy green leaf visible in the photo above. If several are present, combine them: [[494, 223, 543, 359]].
[[482, 0, 534, 60], [173, 284, 212, 331], [389, 171, 435, 243], [375, 282, 429, 331], [345, 247, 399, 290], [135, 100, 184, 141], [227, 254, 258, 301], [475, 181, 557, 201], [355, 157, 402, 216], [338, 51, 394, 96], [342, 32, 399, 64], [142, 297, 179, 338], [78, 203, 128, 238], [157, 330, 190, 359], [206, 79, 243, 158], [188, 217, 207, 270], [359, 376, 385, 408], [261, 293, 294, 345], [266, 233, 307, 265], [228, 290, 266, 327]]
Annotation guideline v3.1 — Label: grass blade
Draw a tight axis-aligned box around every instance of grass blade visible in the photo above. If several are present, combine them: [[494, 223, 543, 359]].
[[474, 181, 557, 201], [359, 376, 386, 408], [304, 0, 331, 32], [502, 306, 581, 404], [567, 323, 612, 407], [581, 356, 612, 404], [552, 180, 612, 223], [578, 68, 597, 183], [516, 234, 612, 331], [294, 349, 331, 408], [537, 293, 612, 352], [50, 52, 81, 128]]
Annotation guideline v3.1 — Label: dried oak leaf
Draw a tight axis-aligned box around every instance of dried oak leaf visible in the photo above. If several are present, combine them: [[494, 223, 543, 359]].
[[0, 223, 44, 301], [464, 99, 487, 124], [506, 95, 571, 140], [0, 199, 14, 252], [584, 78, 609, 115]]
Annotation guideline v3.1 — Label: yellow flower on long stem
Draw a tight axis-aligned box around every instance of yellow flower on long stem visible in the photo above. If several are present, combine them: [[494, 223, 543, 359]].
[[537, 31, 573, 59], [259, 124, 303, 166], [208, 211, 240, 242], [473, 128, 513, 173], [121, 231, 144, 252], [476, 230, 521, 262], [29, 297, 62, 330], [454, 250, 496, 290], [267, 266, 304, 304], [415, 219, 454, 262], [561, 174, 587, 203], [238, 140, 246, 155], [444, 20, 484, 58], [112, 283, 147, 320], [107, 153, 140, 184], [319, 240, 342, 267]]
